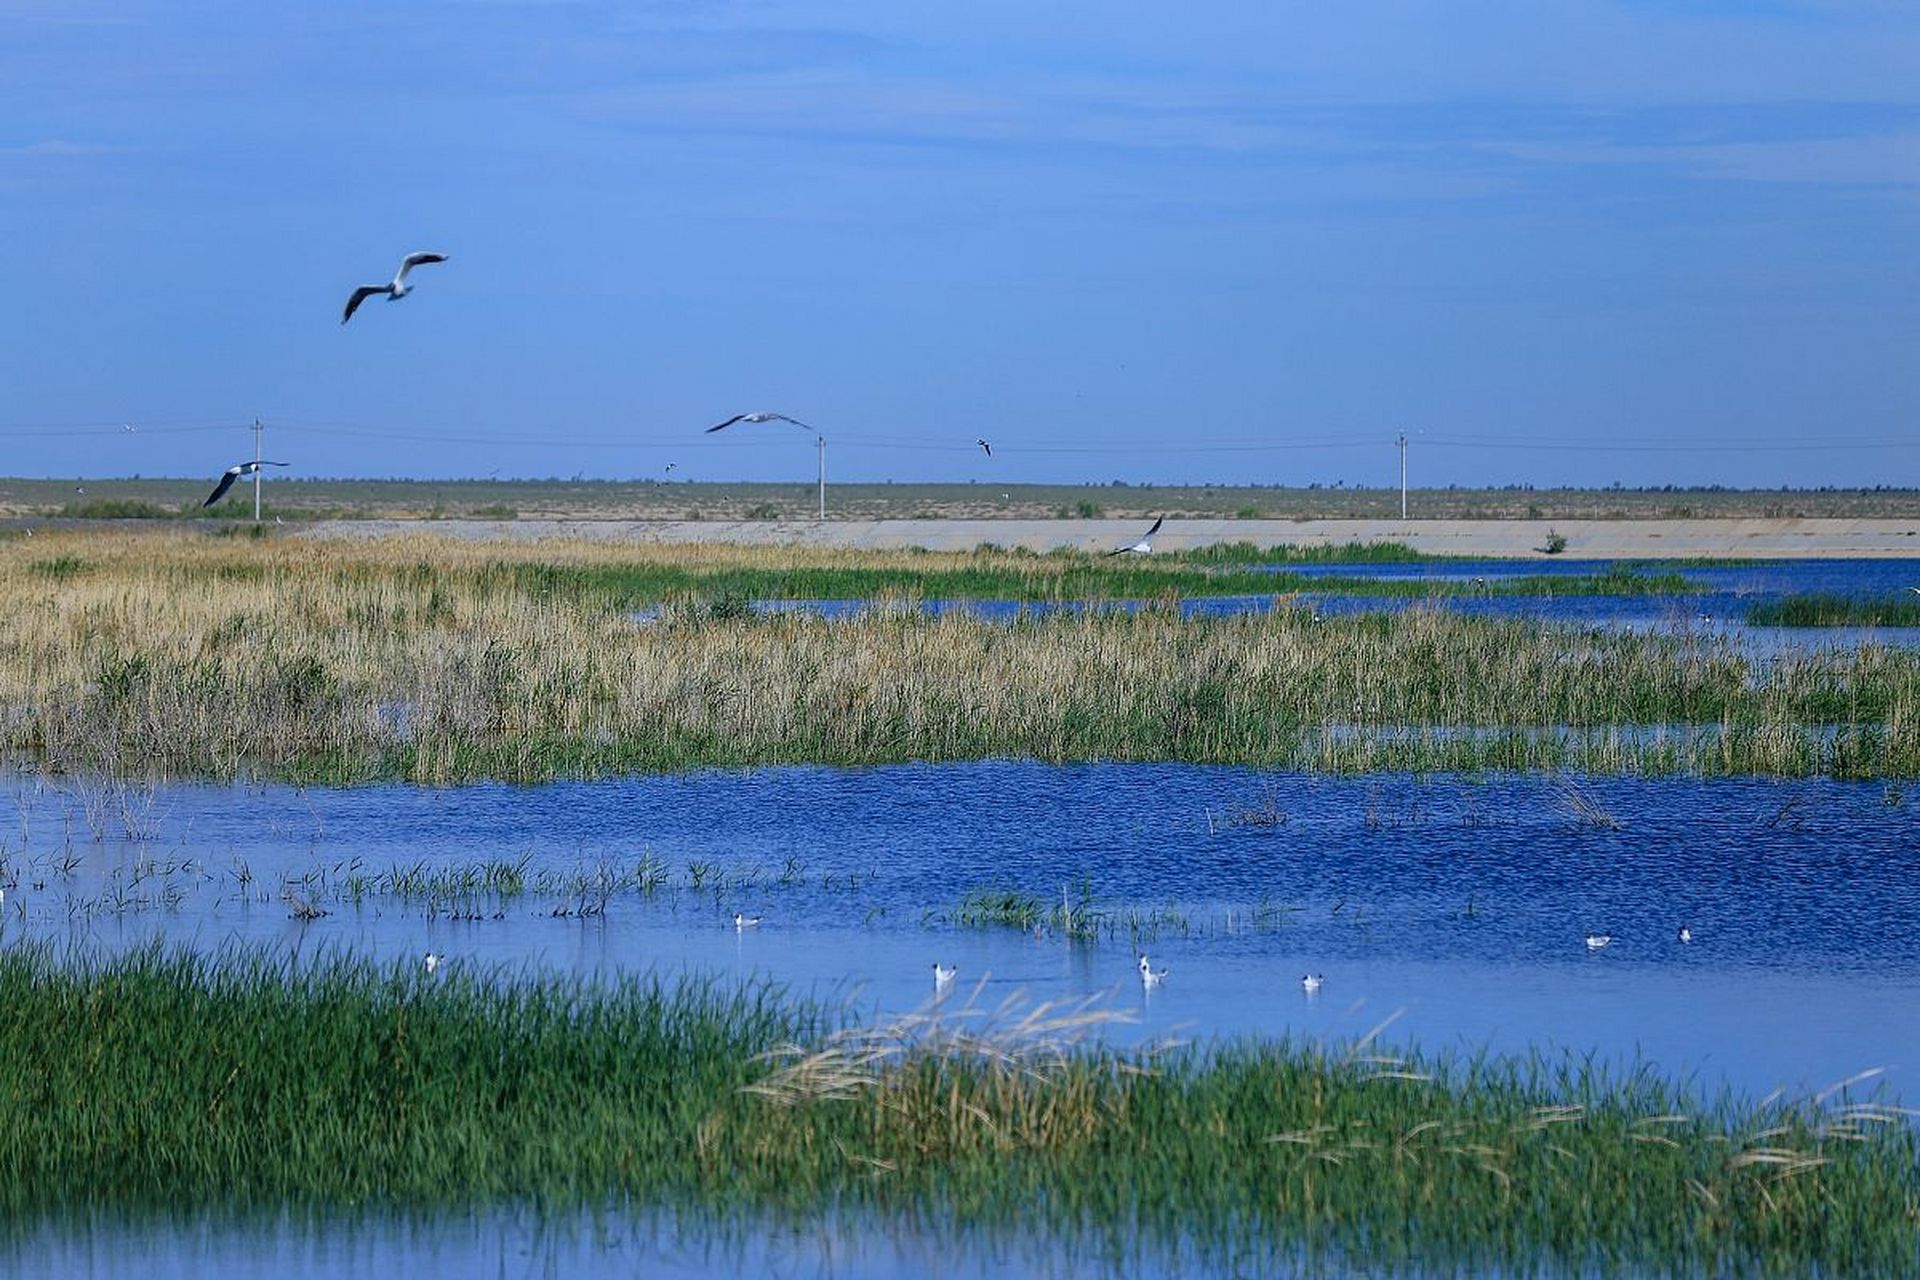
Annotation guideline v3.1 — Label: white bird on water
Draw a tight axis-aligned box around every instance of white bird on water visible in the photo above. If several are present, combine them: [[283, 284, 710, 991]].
[[932, 962, 958, 988], [1676, 925, 1692, 944], [705, 411, 813, 434], [1301, 973, 1324, 994], [734, 912, 763, 930], [341, 251, 450, 324], [422, 952, 444, 974], [1585, 933, 1613, 950], [203, 460, 290, 507], [1107, 516, 1165, 557], [1137, 954, 1168, 987]]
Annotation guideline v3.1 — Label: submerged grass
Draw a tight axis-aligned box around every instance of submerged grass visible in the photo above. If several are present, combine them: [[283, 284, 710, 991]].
[[0, 943, 1914, 1276], [3, 528, 1919, 782]]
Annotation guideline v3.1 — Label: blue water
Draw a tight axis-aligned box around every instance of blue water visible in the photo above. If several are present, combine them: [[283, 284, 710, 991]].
[[720, 557, 1920, 653], [9, 762, 1919, 1278], [7, 764, 1917, 1098]]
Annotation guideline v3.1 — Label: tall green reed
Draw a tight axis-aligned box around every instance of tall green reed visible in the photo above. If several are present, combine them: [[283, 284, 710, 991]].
[[0, 943, 1913, 1276]]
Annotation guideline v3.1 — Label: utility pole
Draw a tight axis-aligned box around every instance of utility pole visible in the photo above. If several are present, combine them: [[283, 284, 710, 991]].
[[1397, 432, 1408, 520], [253, 416, 264, 522], [816, 434, 826, 520]]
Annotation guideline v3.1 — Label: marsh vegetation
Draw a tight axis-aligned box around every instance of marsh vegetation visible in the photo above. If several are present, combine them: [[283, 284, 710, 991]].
[[1, 943, 1913, 1277], [1, 530, 1916, 782]]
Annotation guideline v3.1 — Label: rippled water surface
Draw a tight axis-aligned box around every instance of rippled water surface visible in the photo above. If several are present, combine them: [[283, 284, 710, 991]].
[[8, 763, 1917, 1101], [727, 557, 1920, 655], [11, 763, 1919, 1279], [14, 551, 1920, 1276]]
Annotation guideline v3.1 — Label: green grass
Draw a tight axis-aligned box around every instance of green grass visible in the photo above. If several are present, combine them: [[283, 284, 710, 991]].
[[1748, 595, 1920, 628], [503, 558, 1694, 606], [0, 943, 1914, 1276], [7, 532, 1919, 783]]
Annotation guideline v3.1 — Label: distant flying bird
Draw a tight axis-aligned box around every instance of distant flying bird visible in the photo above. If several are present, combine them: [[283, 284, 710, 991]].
[[203, 460, 289, 507], [977, 439, 992, 457], [122, 424, 135, 434], [73, 486, 84, 494], [733, 912, 762, 930], [664, 463, 677, 475], [705, 411, 813, 434], [1107, 516, 1165, 557], [1584, 933, 1613, 950], [341, 251, 450, 324], [1301, 973, 1325, 994], [932, 962, 957, 988]]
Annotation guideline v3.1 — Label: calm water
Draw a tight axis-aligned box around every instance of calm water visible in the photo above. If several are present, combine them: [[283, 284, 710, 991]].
[[9, 762, 1919, 1278], [732, 557, 1920, 653], [7, 763, 1917, 1098]]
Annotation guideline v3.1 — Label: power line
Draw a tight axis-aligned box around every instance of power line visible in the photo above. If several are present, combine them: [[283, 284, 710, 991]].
[[0, 414, 1914, 456], [0, 421, 248, 439]]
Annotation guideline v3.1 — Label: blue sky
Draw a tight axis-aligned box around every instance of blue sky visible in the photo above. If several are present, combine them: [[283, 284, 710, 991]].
[[1, 1, 1916, 487]]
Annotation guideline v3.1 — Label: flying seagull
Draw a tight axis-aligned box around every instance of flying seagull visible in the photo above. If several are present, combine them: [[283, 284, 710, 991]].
[[203, 460, 289, 507], [977, 438, 992, 457], [341, 251, 450, 324], [1107, 515, 1165, 557], [705, 411, 813, 434]]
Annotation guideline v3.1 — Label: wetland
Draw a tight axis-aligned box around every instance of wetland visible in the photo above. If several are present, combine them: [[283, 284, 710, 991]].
[[1, 527, 1916, 1277]]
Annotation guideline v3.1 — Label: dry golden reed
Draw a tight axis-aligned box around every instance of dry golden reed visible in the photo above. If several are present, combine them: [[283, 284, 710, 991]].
[[2, 528, 1917, 781]]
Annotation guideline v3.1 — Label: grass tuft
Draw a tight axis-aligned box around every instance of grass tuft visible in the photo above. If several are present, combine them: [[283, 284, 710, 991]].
[[0, 943, 1913, 1275]]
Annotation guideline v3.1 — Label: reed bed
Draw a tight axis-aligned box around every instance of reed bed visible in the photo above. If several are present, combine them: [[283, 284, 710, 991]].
[[2, 529, 1918, 782], [1748, 595, 1920, 628], [0, 943, 1912, 1276]]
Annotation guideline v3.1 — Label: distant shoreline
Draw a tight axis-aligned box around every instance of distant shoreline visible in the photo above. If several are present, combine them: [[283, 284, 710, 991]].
[[283, 516, 1920, 559]]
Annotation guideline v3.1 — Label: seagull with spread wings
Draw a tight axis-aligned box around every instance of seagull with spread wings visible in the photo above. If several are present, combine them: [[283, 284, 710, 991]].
[[341, 251, 450, 324], [705, 411, 813, 434], [203, 460, 289, 507], [1106, 515, 1165, 556], [977, 438, 992, 456]]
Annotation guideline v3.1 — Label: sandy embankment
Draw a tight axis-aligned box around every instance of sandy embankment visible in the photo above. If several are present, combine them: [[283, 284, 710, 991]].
[[295, 517, 1920, 559]]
